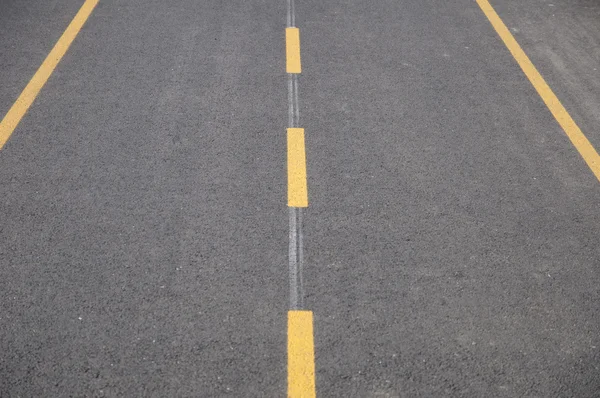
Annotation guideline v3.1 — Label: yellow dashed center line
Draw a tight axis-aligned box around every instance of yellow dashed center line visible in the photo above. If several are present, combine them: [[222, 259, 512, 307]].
[[285, 8, 315, 395], [477, 0, 600, 181], [288, 310, 316, 398], [287, 127, 308, 208], [0, 0, 99, 149], [286, 28, 302, 74]]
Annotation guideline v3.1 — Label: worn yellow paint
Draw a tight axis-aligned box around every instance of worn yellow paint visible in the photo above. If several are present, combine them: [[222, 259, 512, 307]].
[[286, 28, 302, 74], [287, 128, 308, 207], [288, 311, 316, 398], [0, 0, 99, 149], [476, 0, 600, 181]]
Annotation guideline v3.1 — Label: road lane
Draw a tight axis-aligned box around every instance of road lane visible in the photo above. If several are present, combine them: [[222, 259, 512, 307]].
[[0, 0, 288, 396], [299, 0, 600, 395]]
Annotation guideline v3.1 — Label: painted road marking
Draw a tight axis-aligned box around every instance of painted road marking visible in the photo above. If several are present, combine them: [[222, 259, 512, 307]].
[[288, 310, 316, 398], [0, 0, 99, 150], [285, 1, 313, 396], [286, 28, 302, 74], [288, 128, 308, 207], [477, 0, 600, 181]]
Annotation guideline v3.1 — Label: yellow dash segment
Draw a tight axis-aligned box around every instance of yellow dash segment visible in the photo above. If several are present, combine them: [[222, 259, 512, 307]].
[[288, 310, 316, 398], [0, 0, 99, 149], [287, 128, 308, 207], [476, 0, 600, 181], [286, 27, 302, 74]]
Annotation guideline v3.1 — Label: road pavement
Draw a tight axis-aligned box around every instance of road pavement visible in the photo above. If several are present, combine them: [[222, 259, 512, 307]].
[[0, 0, 599, 396]]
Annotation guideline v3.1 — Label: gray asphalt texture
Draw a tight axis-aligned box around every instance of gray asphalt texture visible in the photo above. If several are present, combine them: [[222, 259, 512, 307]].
[[1, 0, 599, 396]]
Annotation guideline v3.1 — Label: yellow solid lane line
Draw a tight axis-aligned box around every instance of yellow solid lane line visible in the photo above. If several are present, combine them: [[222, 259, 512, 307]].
[[286, 27, 302, 74], [288, 310, 316, 398], [0, 0, 99, 149], [288, 128, 308, 207], [476, 0, 600, 181]]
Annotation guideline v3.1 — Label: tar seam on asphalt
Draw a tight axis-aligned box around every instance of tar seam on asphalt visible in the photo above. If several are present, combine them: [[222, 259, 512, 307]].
[[285, 1, 316, 396], [287, 0, 304, 311]]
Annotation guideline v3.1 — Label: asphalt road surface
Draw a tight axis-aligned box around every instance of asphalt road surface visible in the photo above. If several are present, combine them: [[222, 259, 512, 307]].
[[1, 0, 600, 396]]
